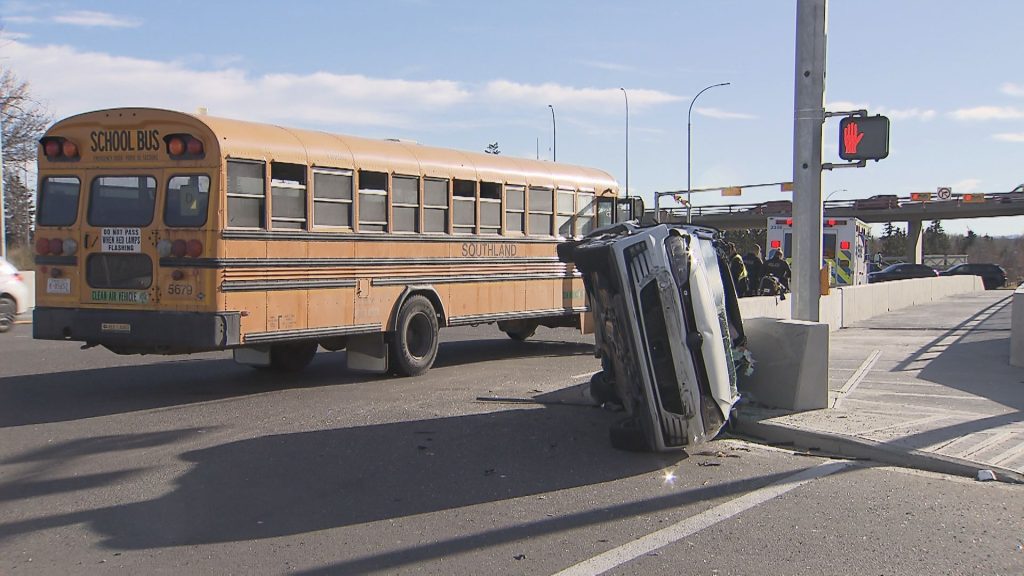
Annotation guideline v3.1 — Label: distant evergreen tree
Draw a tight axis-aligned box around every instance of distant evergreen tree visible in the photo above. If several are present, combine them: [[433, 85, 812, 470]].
[[485, 142, 501, 155]]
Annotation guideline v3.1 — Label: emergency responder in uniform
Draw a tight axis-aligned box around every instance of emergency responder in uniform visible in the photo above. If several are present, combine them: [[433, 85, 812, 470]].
[[727, 243, 749, 297], [763, 249, 792, 291], [742, 245, 764, 297]]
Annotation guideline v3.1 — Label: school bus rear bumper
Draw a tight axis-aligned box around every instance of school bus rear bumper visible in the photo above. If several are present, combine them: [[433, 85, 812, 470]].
[[33, 307, 241, 354]]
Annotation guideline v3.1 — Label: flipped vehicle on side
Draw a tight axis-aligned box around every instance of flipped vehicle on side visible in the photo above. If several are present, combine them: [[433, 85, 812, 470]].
[[558, 222, 747, 452]]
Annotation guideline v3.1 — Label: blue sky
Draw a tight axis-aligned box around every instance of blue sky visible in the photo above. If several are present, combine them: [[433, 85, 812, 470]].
[[3, 0, 1023, 236]]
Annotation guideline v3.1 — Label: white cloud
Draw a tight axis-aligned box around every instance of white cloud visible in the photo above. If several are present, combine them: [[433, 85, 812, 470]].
[[953, 178, 982, 192], [827, 101, 934, 121], [1000, 82, 1024, 97], [483, 80, 681, 111], [694, 107, 755, 120], [4, 40, 470, 128], [579, 60, 633, 73], [877, 107, 936, 121], [950, 106, 1024, 120], [53, 10, 142, 28], [993, 132, 1024, 142], [2, 15, 38, 24], [4, 39, 683, 135]]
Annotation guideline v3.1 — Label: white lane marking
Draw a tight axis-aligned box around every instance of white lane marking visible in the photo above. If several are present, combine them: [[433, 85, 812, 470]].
[[551, 461, 852, 576], [853, 390, 990, 401], [832, 349, 880, 409], [955, 431, 1017, 459], [571, 371, 599, 380]]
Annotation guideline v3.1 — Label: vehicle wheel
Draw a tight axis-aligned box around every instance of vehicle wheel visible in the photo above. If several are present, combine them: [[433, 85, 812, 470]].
[[504, 325, 537, 341], [609, 417, 653, 452], [589, 370, 620, 405], [390, 295, 439, 376], [0, 296, 15, 334], [268, 341, 319, 372]]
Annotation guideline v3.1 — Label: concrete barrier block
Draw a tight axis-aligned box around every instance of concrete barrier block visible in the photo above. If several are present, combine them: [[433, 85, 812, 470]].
[[1011, 287, 1024, 368], [740, 317, 829, 411]]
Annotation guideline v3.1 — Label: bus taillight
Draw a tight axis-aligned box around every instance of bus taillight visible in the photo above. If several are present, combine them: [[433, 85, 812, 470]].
[[164, 134, 205, 160], [40, 137, 80, 161], [186, 239, 203, 258], [171, 239, 188, 258], [36, 237, 52, 256]]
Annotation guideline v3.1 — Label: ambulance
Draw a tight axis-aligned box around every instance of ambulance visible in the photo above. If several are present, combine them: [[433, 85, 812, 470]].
[[766, 216, 869, 286]]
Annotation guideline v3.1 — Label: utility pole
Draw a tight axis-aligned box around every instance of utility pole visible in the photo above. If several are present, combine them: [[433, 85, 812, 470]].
[[0, 116, 6, 261], [791, 0, 827, 322]]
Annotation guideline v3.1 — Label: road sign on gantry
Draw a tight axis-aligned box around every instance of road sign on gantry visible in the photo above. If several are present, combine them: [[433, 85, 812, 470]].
[[838, 115, 890, 161], [937, 186, 952, 200]]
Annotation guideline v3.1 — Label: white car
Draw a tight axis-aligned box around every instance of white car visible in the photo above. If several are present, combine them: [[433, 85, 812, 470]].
[[0, 258, 29, 333]]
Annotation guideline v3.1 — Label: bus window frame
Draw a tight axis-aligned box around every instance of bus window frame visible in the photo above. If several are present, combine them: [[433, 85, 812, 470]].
[[528, 185, 554, 237], [422, 177, 450, 235], [311, 167, 355, 230], [38, 175, 82, 227], [556, 187, 576, 239], [575, 189, 595, 236], [226, 158, 268, 229], [505, 184, 526, 236], [452, 178, 477, 235], [87, 174, 158, 228], [479, 180, 502, 236], [357, 169, 389, 233], [164, 173, 212, 228]]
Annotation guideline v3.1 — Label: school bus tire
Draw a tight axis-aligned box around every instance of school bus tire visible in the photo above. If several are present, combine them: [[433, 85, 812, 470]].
[[390, 295, 439, 377], [268, 341, 319, 372]]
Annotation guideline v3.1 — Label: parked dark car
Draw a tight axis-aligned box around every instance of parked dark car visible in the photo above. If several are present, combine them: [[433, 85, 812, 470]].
[[868, 263, 938, 283], [854, 194, 899, 210], [745, 200, 792, 215], [939, 263, 1007, 289], [997, 183, 1024, 204]]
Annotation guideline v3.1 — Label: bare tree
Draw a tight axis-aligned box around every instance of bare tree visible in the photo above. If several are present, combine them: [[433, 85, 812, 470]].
[[2, 68, 53, 247]]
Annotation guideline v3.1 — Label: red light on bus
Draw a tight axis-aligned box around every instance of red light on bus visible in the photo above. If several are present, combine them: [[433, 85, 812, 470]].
[[827, 219, 836, 227], [770, 240, 782, 248], [62, 140, 79, 158], [186, 239, 203, 258], [48, 238, 63, 255], [840, 240, 851, 250], [171, 239, 187, 258], [785, 218, 793, 226], [186, 138, 204, 155], [36, 237, 51, 255], [44, 140, 61, 158], [168, 137, 186, 156]]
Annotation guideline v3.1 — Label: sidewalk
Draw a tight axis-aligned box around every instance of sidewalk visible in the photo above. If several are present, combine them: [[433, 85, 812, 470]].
[[736, 290, 1024, 483]]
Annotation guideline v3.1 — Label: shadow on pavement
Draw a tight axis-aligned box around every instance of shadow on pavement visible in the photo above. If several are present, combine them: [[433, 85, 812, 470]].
[[0, 338, 593, 428], [0, 405, 711, 551]]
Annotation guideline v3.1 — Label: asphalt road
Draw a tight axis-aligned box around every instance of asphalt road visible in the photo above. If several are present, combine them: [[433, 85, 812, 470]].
[[1, 323, 1021, 575]]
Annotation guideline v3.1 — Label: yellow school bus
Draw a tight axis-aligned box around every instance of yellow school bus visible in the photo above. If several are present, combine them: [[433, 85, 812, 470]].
[[33, 108, 637, 375]]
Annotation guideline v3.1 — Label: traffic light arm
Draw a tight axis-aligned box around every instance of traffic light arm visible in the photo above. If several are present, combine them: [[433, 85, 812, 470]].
[[822, 159, 867, 171]]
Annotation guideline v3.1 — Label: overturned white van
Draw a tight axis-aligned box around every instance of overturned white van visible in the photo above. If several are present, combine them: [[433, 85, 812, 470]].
[[558, 222, 748, 452]]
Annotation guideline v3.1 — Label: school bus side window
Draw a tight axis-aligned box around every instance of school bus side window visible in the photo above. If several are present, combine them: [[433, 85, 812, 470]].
[[480, 181, 501, 235], [453, 179, 476, 234], [576, 191, 595, 236], [358, 170, 388, 232], [313, 169, 353, 228], [423, 178, 449, 233], [505, 185, 525, 235], [227, 160, 266, 228], [393, 175, 420, 233], [270, 162, 307, 230], [528, 186, 553, 236], [557, 188, 575, 237]]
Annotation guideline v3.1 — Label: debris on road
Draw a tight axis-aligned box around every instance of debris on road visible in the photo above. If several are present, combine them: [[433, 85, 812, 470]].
[[976, 469, 997, 482]]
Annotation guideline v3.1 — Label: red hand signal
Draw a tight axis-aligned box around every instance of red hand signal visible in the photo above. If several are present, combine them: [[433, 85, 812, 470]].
[[843, 121, 864, 154]]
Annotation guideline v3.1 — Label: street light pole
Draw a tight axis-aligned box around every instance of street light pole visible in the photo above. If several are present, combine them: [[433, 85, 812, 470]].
[[620, 87, 629, 199], [684, 81, 730, 223], [547, 104, 556, 162]]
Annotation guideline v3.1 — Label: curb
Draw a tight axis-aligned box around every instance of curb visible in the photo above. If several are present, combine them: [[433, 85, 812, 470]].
[[734, 417, 1024, 485]]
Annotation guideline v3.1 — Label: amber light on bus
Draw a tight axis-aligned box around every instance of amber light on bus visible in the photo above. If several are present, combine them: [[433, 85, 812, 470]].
[[164, 134, 205, 160], [40, 137, 80, 161]]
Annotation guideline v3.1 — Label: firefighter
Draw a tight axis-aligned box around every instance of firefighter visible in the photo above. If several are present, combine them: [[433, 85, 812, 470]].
[[742, 245, 764, 296], [727, 243, 749, 297]]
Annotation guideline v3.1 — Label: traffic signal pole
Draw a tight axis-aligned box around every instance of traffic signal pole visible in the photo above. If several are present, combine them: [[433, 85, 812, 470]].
[[791, 0, 827, 322]]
